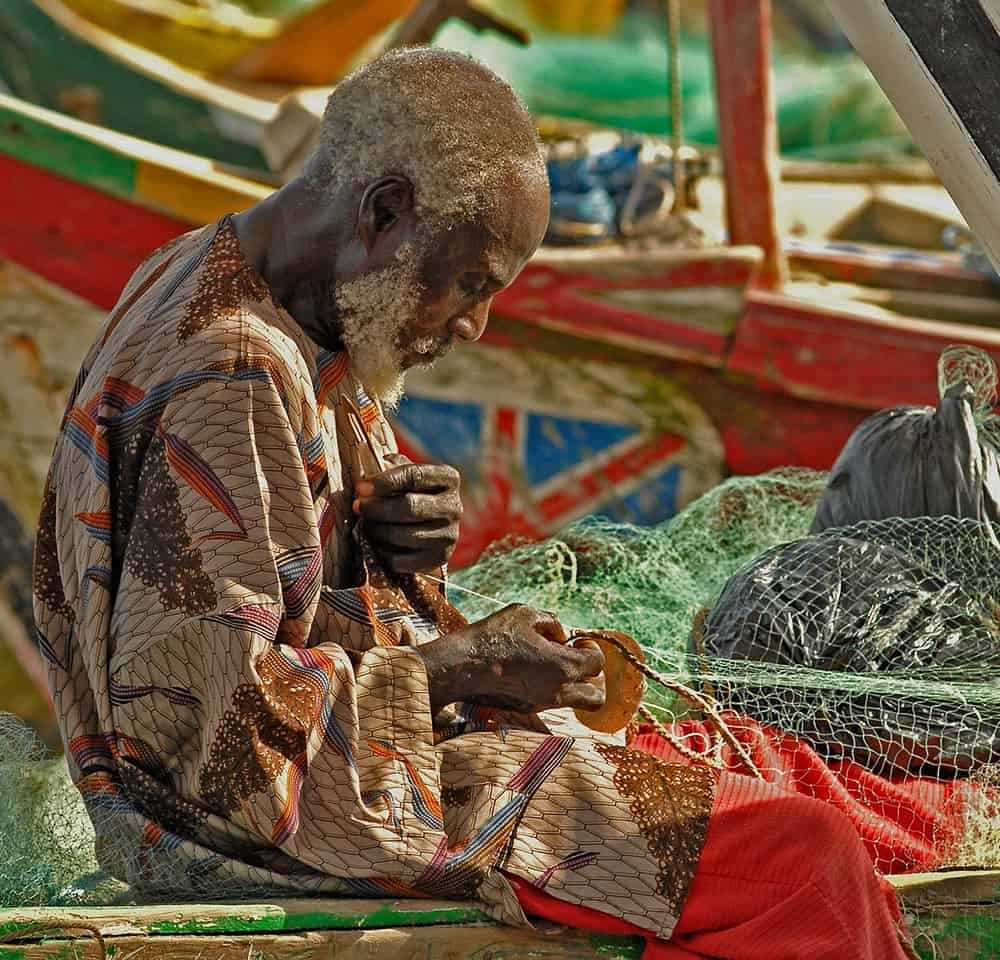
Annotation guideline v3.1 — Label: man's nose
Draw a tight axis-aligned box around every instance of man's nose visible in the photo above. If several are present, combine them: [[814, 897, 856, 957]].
[[453, 298, 493, 342]]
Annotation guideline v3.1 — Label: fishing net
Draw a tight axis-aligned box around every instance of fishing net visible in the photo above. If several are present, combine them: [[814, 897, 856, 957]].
[[3, 348, 999, 905], [0, 714, 119, 908], [454, 469, 1000, 874], [437, 10, 913, 160], [0, 465, 997, 910]]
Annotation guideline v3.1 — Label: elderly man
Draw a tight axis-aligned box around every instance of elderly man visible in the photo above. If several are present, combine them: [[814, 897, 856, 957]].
[[34, 50, 911, 958]]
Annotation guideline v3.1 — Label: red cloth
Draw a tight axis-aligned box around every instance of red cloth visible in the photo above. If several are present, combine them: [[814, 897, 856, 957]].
[[507, 717, 941, 959], [633, 715, 974, 875]]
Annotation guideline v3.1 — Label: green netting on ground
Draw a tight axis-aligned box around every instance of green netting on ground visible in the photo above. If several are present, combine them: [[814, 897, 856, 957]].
[[0, 715, 120, 908], [2, 469, 998, 908], [454, 467, 827, 666], [453, 471, 1000, 872], [437, 13, 912, 160]]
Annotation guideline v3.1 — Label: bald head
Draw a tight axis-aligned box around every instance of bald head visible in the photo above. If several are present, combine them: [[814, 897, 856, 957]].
[[307, 47, 547, 226]]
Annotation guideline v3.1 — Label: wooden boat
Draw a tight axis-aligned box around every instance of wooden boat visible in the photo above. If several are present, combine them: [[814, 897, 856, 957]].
[[0, 0, 524, 175], [4, 90, 1000, 571], [0, 870, 996, 958], [0, 0, 983, 264], [1, 10, 999, 942], [2, 0, 1000, 581], [55, 0, 412, 82]]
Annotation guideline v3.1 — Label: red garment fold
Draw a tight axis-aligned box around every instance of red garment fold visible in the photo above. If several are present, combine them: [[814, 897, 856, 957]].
[[507, 715, 945, 959], [632, 714, 973, 875]]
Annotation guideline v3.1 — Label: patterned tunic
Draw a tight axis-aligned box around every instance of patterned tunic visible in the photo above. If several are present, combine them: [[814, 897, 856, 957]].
[[33, 218, 714, 936]]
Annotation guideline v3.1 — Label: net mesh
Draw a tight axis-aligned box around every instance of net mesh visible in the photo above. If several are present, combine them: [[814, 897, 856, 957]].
[[454, 470, 1000, 873], [0, 714, 117, 908], [1, 469, 998, 907]]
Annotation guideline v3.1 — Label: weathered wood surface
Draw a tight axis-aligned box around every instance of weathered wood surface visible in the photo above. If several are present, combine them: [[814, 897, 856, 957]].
[[0, 900, 643, 960], [891, 870, 1000, 910], [1, 872, 997, 960], [225, 0, 411, 86], [826, 0, 1000, 277], [0, 898, 489, 939], [0, 926, 644, 959], [0, 0, 274, 170], [58, 0, 276, 75]]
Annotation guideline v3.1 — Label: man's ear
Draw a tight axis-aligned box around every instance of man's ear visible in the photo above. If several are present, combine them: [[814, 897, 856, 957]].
[[358, 176, 414, 252]]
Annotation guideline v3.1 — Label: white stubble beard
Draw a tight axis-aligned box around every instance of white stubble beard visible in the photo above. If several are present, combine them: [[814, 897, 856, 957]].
[[334, 242, 422, 411]]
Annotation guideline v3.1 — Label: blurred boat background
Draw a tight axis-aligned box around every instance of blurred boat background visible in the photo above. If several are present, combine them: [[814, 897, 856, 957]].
[[0, 0, 917, 178]]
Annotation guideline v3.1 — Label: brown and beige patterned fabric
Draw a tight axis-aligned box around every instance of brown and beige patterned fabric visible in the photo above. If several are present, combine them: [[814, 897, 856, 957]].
[[33, 218, 714, 937]]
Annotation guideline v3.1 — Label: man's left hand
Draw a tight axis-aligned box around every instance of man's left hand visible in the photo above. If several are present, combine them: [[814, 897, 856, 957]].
[[356, 456, 462, 574]]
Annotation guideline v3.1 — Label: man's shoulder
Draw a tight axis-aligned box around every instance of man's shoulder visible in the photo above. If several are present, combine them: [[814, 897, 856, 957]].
[[113, 225, 210, 312], [181, 309, 315, 402]]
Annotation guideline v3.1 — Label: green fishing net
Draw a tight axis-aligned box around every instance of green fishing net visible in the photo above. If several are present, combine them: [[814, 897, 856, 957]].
[[453, 469, 1000, 871], [437, 12, 912, 160], [453, 466, 827, 664], [2, 469, 998, 909], [0, 714, 117, 908]]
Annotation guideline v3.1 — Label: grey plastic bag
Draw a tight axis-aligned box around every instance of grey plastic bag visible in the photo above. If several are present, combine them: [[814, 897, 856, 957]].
[[812, 381, 1000, 535]]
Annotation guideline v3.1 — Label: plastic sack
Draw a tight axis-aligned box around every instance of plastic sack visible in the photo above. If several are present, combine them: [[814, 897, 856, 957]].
[[700, 517, 1000, 775], [812, 350, 1000, 535]]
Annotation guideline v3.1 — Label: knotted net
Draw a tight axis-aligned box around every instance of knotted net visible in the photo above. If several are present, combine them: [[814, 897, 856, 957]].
[[456, 469, 1000, 874], [1, 465, 997, 909]]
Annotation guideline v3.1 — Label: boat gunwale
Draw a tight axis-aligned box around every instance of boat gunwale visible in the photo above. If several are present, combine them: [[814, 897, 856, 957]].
[[30, 0, 283, 120], [0, 870, 994, 941]]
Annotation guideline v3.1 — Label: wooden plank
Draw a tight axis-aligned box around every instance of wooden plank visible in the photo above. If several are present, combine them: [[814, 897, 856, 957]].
[[707, 0, 788, 289], [32, 0, 275, 122], [0, 0, 270, 170], [0, 94, 138, 198], [727, 287, 1000, 410], [890, 870, 1000, 910], [0, 152, 191, 309], [785, 242, 997, 299], [0, 93, 267, 222], [226, 0, 413, 87], [0, 899, 488, 940], [1, 916, 998, 960], [830, 190, 965, 251], [784, 280, 1000, 329], [2, 880, 998, 960], [494, 246, 761, 366], [779, 157, 939, 185], [0, 925, 644, 959], [58, 0, 275, 75]]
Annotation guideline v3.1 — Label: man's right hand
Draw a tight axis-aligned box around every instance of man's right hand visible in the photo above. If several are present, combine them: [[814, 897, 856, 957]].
[[416, 604, 606, 715]]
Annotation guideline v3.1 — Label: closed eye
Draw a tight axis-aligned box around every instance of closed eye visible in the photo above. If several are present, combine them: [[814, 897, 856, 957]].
[[459, 273, 490, 298]]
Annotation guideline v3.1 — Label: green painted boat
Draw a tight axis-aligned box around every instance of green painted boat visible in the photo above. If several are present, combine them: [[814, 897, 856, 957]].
[[0, 0, 918, 182], [0, 0, 276, 172]]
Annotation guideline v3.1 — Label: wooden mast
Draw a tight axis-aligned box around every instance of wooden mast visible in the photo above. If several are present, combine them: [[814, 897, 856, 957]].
[[707, 0, 788, 290]]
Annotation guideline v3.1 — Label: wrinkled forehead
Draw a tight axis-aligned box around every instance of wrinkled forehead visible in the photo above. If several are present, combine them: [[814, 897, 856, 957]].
[[421, 163, 549, 283], [476, 162, 550, 262]]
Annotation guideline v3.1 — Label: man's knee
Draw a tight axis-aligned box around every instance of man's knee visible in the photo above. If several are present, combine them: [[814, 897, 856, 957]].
[[737, 791, 866, 882]]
